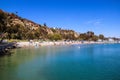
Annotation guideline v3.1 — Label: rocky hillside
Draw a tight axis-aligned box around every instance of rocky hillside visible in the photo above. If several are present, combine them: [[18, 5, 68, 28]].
[[0, 9, 79, 40]]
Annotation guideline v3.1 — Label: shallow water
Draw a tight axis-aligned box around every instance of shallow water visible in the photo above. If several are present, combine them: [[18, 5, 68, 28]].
[[0, 44, 120, 80]]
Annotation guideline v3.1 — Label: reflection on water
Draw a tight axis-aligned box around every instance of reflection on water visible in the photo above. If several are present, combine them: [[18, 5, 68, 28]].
[[0, 44, 120, 80]]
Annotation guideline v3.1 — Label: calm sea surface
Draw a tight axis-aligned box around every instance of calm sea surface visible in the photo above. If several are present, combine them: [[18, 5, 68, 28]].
[[0, 44, 120, 80]]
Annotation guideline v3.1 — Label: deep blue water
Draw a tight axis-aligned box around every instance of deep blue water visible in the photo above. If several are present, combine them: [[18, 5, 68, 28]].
[[0, 43, 120, 80]]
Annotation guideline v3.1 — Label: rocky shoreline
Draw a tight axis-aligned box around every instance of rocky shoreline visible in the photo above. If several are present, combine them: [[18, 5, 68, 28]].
[[0, 42, 16, 55]]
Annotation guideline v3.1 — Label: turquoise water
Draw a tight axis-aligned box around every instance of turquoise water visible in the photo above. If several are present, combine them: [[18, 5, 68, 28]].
[[0, 44, 120, 80]]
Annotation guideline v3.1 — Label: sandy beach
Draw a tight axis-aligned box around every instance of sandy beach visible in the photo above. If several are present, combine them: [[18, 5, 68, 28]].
[[16, 41, 106, 48]]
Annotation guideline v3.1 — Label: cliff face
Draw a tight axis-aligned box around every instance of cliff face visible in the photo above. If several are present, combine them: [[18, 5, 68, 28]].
[[0, 9, 78, 40]]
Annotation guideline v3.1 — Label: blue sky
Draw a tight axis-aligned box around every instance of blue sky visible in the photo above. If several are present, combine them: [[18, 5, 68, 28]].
[[0, 0, 120, 37]]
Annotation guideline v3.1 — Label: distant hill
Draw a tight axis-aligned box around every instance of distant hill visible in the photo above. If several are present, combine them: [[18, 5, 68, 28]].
[[0, 9, 106, 41]]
